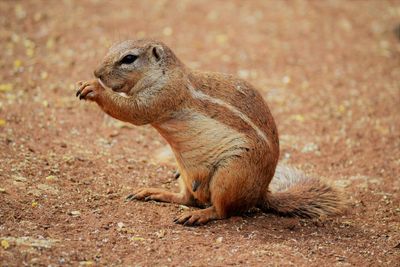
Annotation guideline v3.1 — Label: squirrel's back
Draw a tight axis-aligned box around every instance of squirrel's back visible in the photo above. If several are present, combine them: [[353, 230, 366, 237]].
[[189, 70, 279, 151]]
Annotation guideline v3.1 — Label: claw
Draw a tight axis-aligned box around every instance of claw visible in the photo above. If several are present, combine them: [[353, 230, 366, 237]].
[[79, 94, 84, 100], [144, 196, 152, 201], [174, 171, 180, 179], [192, 180, 201, 192], [179, 216, 190, 225], [76, 90, 81, 97], [183, 219, 192, 226], [125, 194, 136, 201]]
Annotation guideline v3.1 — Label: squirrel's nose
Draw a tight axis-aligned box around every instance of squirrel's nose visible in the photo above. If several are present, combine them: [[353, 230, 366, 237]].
[[94, 68, 103, 79]]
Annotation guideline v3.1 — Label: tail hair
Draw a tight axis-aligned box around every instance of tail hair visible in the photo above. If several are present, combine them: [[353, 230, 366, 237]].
[[260, 164, 345, 218]]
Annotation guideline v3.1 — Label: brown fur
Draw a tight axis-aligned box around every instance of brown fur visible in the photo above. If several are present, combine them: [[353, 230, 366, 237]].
[[76, 39, 344, 226]]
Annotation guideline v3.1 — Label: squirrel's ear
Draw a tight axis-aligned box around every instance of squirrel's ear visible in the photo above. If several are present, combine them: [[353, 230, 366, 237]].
[[151, 45, 163, 62]]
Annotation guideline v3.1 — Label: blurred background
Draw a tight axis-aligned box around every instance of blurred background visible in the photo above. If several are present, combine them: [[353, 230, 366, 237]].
[[0, 1, 399, 266]]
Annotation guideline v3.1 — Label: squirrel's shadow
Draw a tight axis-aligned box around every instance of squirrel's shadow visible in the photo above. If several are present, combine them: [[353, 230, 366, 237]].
[[190, 208, 367, 247]]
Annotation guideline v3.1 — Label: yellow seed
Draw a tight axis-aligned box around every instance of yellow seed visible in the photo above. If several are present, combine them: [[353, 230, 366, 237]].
[[46, 38, 55, 49], [0, 83, 13, 92], [40, 71, 48, 79], [290, 114, 305, 122], [15, 4, 26, 20], [23, 38, 35, 48], [31, 201, 38, 208], [26, 47, 35, 57], [11, 33, 20, 43], [1, 240, 10, 249], [137, 31, 146, 38], [130, 237, 145, 242], [79, 261, 94, 266], [216, 34, 228, 45], [337, 105, 346, 113], [14, 59, 22, 69], [0, 119, 6, 126], [46, 175, 57, 180]]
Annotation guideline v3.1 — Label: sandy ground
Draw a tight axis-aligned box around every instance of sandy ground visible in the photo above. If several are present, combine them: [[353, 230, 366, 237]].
[[0, 0, 399, 266]]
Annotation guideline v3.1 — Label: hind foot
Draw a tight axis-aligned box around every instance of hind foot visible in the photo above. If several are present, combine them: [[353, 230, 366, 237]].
[[173, 206, 222, 226]]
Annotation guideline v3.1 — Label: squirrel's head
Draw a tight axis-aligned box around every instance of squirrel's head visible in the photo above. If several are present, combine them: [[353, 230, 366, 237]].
[[94, 39, 180, 94]]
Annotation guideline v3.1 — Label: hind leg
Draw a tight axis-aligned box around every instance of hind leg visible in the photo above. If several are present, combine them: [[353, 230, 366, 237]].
[[174, 165, 264, 226]]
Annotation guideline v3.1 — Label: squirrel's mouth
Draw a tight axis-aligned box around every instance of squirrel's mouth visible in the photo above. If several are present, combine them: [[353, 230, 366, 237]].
[[97, 78, 110, 90], [97, 78, 125, 92]]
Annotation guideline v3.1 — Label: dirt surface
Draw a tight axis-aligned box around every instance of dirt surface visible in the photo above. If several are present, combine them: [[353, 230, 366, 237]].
[[0, 0, 399, 266]]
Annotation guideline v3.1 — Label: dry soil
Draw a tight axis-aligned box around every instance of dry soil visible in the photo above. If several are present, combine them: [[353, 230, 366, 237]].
[[0, 1, 399, 266]]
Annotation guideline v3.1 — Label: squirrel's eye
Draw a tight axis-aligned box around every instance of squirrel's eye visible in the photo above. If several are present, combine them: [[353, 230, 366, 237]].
[[120, 54, 138, 65]]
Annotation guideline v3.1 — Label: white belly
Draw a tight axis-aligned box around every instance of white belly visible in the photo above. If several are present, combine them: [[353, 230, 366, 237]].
[[154, 110, 248, 170]]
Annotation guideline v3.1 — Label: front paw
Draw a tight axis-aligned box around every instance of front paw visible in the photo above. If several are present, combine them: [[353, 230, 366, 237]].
[[76, 80, 104, 101]]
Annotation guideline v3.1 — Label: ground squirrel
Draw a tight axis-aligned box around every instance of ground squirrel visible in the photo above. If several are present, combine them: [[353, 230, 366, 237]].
[[76, 39, 344, 226]]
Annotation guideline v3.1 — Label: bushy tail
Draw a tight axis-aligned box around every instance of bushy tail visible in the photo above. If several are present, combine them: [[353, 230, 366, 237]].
[[259, 164, 344, 218]]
